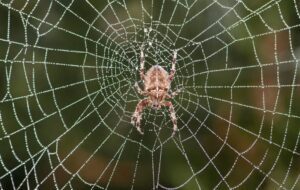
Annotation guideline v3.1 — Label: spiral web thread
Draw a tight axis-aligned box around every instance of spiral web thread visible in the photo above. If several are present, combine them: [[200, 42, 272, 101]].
[[0, 0, 300, 189]]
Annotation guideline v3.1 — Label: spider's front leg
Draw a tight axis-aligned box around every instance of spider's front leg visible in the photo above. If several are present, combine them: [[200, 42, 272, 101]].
[[169, 49, 177, 81], [164, 101, 178, 136], [131, 99, 149, 134]]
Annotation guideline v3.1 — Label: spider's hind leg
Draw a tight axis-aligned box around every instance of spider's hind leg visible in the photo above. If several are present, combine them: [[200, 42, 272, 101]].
[[134, 82, 146, 96], [139, 45, 145, 80], [170, 87, 183, 97], [169, 50, 177, 81]]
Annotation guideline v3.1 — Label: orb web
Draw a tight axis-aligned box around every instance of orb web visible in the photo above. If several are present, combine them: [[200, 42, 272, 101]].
[[0, 0, 300, 189]]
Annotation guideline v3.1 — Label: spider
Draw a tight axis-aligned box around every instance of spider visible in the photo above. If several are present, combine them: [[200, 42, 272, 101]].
[[131, 46, 181, 136]]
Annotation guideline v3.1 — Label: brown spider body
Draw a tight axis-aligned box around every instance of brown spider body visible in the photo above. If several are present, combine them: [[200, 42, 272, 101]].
[[144, 65, 170, 109], [131, 47, 180, 136]]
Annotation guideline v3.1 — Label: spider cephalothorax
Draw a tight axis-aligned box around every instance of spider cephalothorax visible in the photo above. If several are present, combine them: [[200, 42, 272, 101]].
[[131, 47, 180, 136]]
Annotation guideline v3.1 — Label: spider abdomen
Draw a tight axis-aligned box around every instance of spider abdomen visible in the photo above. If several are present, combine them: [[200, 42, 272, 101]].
[[144, 65, 170, 92]]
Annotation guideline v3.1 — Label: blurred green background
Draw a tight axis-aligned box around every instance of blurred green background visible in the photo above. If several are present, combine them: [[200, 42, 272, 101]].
[[0, 0, 300, 189]]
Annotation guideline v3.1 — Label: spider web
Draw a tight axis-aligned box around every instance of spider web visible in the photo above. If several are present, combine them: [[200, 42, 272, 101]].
[[1, 0, 300, 189]]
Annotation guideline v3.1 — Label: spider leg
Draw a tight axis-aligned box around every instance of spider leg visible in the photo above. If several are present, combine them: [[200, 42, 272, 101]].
[[165, 87, 183, 100], [134, 82, 146, 95], [169, 49, 177, 81], [164, 101, 178, 136], [131, 99, 149, 134], [170, 87, 183, 97], [140, 45, 145, 80]]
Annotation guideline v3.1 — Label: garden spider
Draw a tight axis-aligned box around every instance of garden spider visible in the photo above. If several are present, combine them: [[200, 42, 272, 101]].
[[131, 46, 180, 136]]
